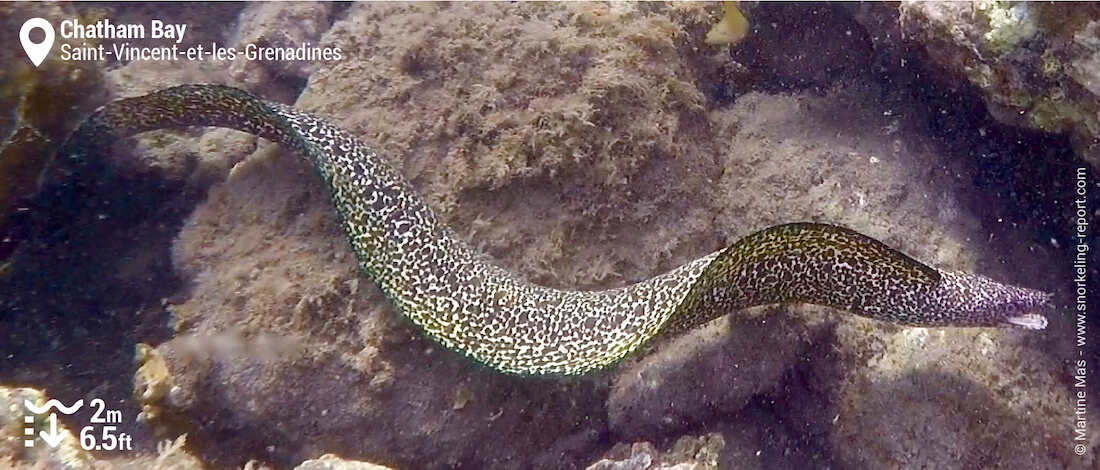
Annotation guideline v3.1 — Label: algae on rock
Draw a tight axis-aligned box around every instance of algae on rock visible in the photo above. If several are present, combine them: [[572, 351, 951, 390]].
[[901, 1, 1100, 169]]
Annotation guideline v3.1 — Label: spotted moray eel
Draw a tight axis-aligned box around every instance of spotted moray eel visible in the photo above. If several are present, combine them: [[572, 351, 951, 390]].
[[49, 84, 1051, 376]]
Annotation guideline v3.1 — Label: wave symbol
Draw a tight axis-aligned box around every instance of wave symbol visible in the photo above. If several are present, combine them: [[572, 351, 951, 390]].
[[24, 399, 83, 415]]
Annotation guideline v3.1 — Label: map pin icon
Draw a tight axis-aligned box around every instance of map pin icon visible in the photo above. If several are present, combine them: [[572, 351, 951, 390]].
[[20, 18, 55, 67]]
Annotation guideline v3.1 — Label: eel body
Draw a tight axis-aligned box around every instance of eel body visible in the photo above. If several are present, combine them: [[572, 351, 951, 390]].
[[45, 85, 1051, 375]]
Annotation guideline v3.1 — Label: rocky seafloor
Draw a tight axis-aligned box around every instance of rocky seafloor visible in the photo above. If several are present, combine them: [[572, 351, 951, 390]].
[[2, 2, 1098, 470]]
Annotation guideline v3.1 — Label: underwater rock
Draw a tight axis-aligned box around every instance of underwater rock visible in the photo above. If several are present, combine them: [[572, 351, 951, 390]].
[[230, 2, 335, 92], [607, 309, 815, 440], [134, 331, 395, 467], [585, 433, 724, 470], [723, 2, 876, 93], [823, 322, 1085, 469], [900, 2, 1100, 169], [0, 2, 107, 261], [136, 318, 604, 469], [294, 454, 395, 470]]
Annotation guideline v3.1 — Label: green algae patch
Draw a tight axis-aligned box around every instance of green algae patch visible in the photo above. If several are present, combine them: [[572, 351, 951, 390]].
[[978, 1, 1038, 57], [705, 2, 749, 47]]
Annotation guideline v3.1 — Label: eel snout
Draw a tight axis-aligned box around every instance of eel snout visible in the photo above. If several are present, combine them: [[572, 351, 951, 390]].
[[936, 271, 1052, 330]]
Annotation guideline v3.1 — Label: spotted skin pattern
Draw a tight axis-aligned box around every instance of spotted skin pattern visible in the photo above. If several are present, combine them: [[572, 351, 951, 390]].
[[55, 85, 1052, 376]]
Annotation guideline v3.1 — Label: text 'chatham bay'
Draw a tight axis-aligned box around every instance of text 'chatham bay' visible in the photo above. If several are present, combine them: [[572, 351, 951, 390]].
[[60, 18, 187, 42], [58, 17, 186, 61]]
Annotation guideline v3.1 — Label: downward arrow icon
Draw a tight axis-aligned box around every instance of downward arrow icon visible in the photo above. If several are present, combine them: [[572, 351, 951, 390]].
[[39, 413, 65, 448]]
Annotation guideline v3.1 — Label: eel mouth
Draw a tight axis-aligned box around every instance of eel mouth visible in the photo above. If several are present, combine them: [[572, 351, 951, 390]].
[[991, 285, 1053, 330], [1003, 291, 1054, 330], [1005, 313, 1048, 330]]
